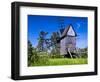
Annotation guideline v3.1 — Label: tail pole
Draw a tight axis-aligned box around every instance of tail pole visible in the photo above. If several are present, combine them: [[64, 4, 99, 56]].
[[68, 48, 73, 58]]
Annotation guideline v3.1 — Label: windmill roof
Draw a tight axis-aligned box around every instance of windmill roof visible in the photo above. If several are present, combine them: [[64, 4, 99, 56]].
[[57, 25, 77, 43], [61, 24, 77, 38]]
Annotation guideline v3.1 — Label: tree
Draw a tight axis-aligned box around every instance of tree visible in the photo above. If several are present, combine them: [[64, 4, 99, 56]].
[[28, 40, 33, 55], [28, 40, 40, 66], [81, 47, 88, 58], [50, 32, 60, 56], [37, 31, 48, 52], [28, 40, 34, 66]]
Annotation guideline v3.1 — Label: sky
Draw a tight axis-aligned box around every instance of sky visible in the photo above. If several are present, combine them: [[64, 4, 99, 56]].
[[28, 15, 88, 48]]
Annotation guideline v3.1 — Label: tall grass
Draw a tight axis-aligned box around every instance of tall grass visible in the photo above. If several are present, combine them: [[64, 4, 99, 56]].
[[29, 58, 87, 66], [48, 58, 87, 66]]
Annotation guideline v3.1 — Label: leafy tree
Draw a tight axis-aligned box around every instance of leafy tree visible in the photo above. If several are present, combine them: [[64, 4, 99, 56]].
[[50, 32, 60, 57], [28, 40, 33, 66], [37, 31, 48, 52], [80, 47, 88, 58], [28, 40, 39, 66]]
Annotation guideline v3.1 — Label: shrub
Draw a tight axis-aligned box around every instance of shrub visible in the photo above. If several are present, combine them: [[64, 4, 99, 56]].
[[28, 40, 49, 66], [38, 53, 49, 65], [50, 53, 63, 58], [28, 51, 49, 66], [28, 48, 40, 66], [80, 53, 88, 58]]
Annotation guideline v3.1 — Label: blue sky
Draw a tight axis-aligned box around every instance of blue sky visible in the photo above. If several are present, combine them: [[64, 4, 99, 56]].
[[28, 15, 88, 48]]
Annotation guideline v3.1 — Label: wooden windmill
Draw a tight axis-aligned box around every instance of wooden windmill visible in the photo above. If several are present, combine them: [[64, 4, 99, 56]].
[[59, 24, 77, 58]]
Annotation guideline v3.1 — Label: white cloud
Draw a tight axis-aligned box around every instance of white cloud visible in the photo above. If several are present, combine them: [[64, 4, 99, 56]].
[[76, 23, 80, 29]]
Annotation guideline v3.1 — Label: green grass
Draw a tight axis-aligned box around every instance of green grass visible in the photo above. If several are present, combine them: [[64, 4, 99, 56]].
[[48, 58, 87, 65], [30, 58, 88, 66]]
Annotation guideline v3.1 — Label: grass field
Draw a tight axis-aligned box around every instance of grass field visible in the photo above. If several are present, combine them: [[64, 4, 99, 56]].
[[30, 58, 88, 66]]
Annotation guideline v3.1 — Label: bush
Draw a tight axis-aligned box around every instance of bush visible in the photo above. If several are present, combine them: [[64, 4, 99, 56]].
[[50, 53, 63, 58], [28, 48, 40, 66], [28, 51, 49, 66], [37, 53, 49, 65], [80, 53, 88, 58]]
